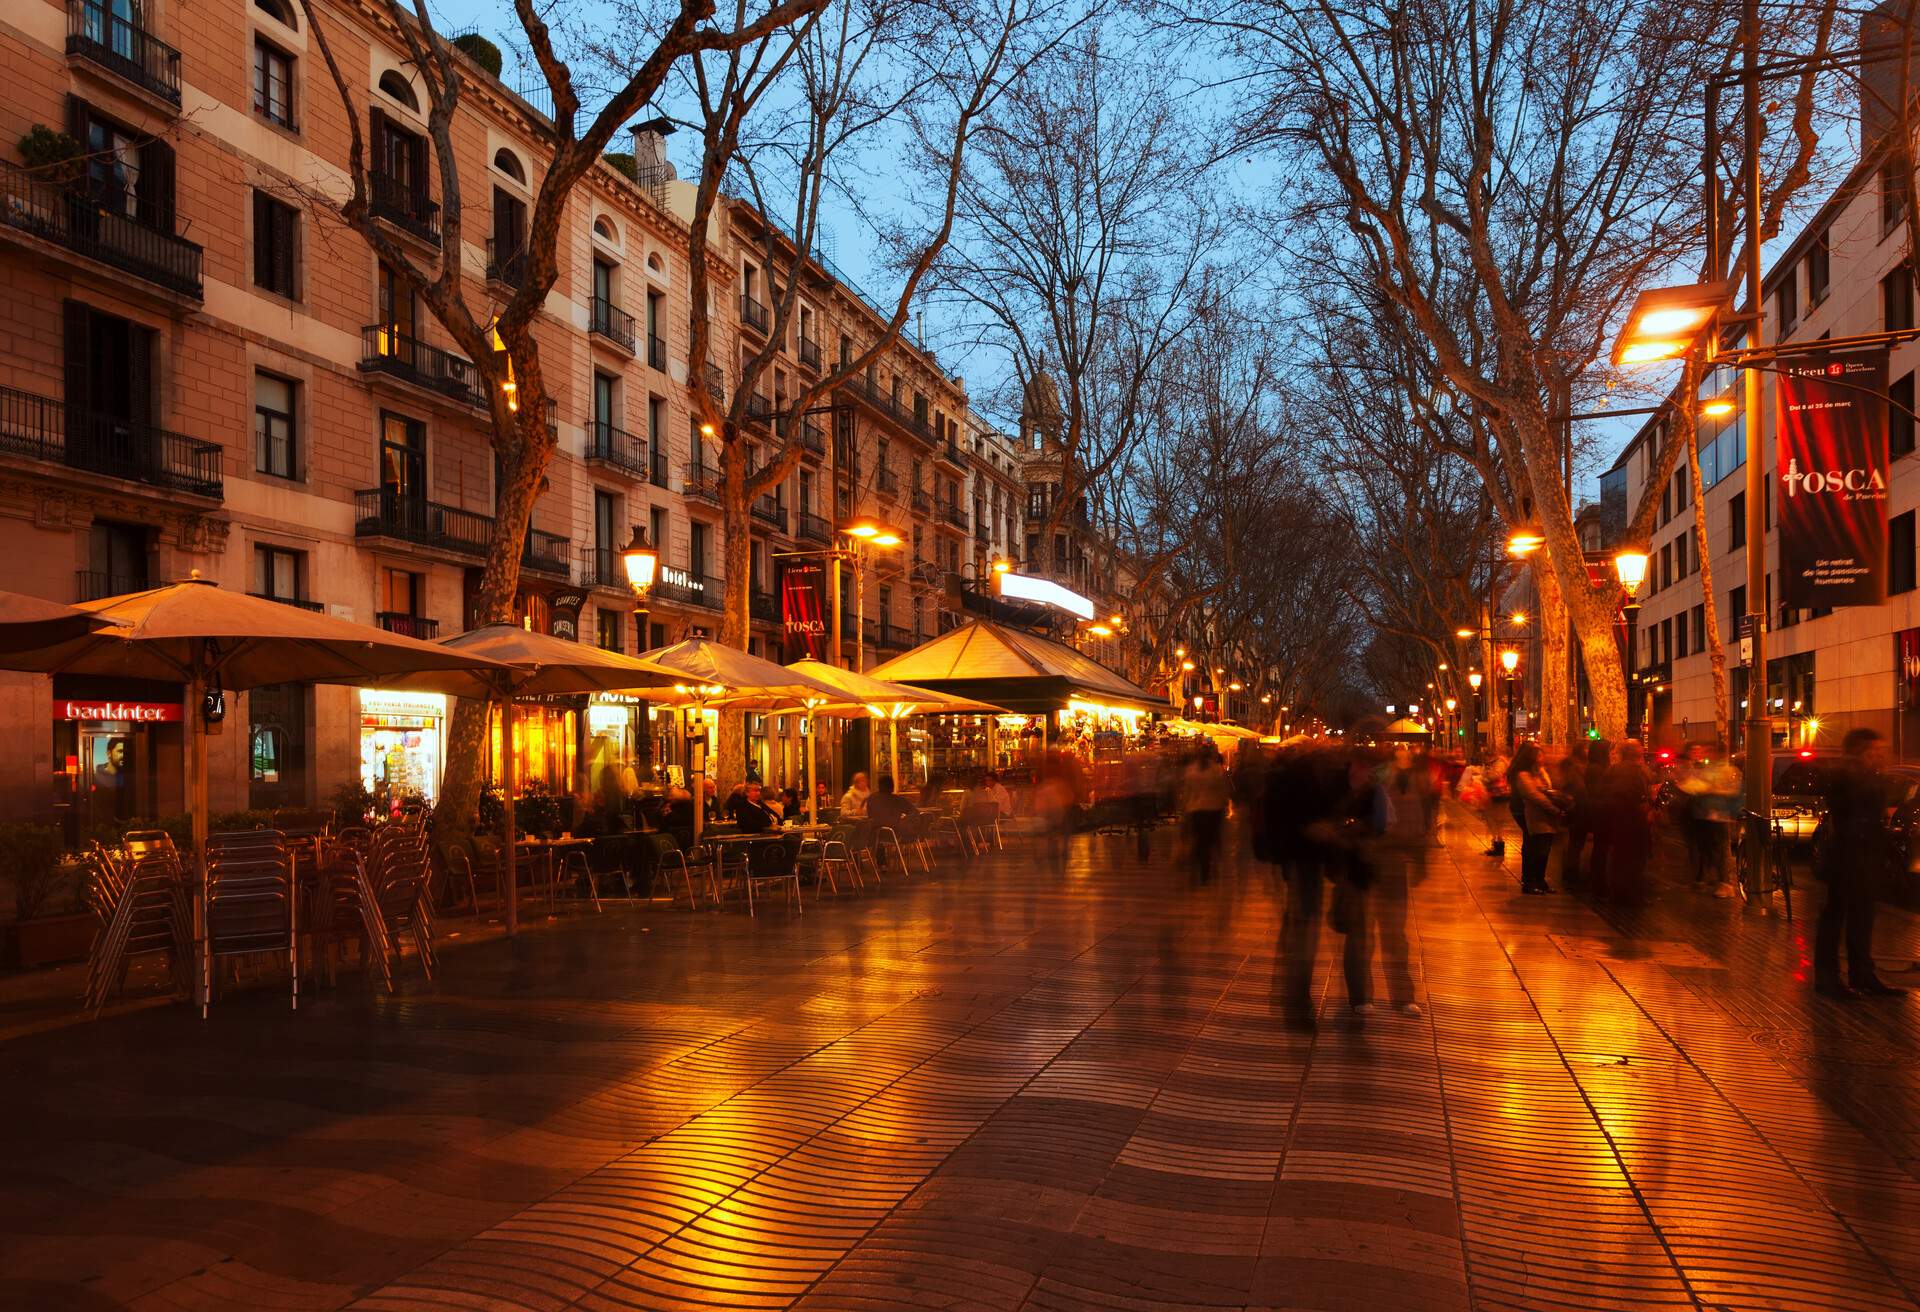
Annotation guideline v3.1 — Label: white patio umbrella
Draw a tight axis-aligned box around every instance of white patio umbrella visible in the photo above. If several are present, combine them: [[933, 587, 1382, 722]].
[[0, 577, 510, 1009], [365, 624, 680, 933], [784, 659, 1002, 792]]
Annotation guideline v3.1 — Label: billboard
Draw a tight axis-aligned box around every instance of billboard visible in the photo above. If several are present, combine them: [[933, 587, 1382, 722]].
[[780, 558, 829, 659], [1777, 351, 1889, 609]]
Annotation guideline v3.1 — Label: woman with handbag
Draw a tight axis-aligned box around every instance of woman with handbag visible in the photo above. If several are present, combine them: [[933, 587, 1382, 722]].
[[1508, 742, 1569, 894]]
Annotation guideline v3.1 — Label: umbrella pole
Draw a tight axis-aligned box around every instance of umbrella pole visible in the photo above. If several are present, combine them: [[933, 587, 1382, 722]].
[[691, 703, 704, 851], [189, 670, 209, 1017], [890, 720, 900, 787], [501, 698, 518, 937], [805, 710, 817, 826]]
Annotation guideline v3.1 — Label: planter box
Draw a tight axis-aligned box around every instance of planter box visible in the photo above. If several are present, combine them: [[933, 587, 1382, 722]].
[[7, 912, 97, 969]]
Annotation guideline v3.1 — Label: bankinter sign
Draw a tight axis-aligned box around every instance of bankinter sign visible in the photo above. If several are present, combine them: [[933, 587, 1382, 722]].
[[1777, 351, 1889, 609], [59, 701, 181, 722]]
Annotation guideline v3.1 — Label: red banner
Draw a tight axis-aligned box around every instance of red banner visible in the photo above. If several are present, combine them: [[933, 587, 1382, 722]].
[[1777, 351, 1889, 608], [780, 559, 828, 660]]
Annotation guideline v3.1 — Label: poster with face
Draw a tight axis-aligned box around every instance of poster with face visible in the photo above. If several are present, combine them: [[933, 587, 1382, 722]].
[[88, 732, 131, 819]]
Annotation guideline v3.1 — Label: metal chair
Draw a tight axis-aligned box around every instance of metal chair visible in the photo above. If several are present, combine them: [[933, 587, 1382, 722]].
[[204, 844, 297, 1017], [744, 837, 804, 916], [84, 847, 190, 1014], [644, 831, 709, 908]]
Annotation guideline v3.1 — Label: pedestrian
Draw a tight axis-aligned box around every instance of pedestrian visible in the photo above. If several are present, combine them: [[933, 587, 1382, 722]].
[[1584, 739, 1615, 896], [1263, 745, 1342, 1031], [1559, 741, 1592, 886], [1374, 749, 1426, 1015], [1509, 741, 1568, 894], [1600, 739, 1654, 904], [1326, 748, 1388, 1017], [1483, 750, 1512, 857], [1815, 728, 1905, 998], [1182, 744, 1231, 884]]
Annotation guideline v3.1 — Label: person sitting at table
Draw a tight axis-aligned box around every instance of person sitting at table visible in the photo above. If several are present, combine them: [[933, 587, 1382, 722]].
[[869, 774, 918, 827], [980, 770, 1013, 818], [815, 781, 834, 813], [776, 786, 801, 818], [841, 772, 871, 819], [727, 780, 777, 833]]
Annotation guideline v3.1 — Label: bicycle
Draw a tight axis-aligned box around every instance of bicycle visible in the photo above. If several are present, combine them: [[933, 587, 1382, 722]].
[[1734, 808, 1795, 919]]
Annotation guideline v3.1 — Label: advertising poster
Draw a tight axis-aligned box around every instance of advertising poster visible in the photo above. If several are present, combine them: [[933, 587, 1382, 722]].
[[780, 559, 829, 660], [1776, 351, 1889, 608]]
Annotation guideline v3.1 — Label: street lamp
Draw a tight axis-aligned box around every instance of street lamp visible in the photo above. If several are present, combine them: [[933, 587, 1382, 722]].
[[836, 516, 903, 671], [1609, 281, 1729, 366], [1612, 547, 1649, 613], [620, 525, 659, 779], [1500, 648, 1519, 674], [1506, 526, 1546, 557]]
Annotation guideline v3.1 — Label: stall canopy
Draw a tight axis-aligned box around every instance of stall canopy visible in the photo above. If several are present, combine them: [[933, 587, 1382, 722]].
[[870, 619, 1163, 714]]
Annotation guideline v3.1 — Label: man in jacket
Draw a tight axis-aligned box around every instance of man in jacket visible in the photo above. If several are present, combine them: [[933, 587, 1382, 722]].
[[1817, 728, 1904, 998]]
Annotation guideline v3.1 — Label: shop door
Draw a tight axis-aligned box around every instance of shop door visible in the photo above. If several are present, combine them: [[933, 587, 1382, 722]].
[[249, 683, 308, 809], [79, 725, 135, 826]]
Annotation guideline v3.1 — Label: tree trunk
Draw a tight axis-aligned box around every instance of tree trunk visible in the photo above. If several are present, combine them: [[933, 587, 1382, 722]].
[[715, 449, 753, 795], [1688, 420, 1732, 746], [1535, 555, 1568, 746]]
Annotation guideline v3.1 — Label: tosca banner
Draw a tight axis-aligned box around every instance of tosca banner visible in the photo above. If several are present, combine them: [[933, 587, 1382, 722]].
[[1777, 350, 1890, 609], [779, 559, 829, 660]]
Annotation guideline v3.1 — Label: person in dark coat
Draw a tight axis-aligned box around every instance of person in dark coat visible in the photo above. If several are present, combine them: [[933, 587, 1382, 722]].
[[1582, 739, 1613, 894], [1816, 728, 1904, 998], [1262, 748, 1346, 1031], [1600, 739, 1653, 903]]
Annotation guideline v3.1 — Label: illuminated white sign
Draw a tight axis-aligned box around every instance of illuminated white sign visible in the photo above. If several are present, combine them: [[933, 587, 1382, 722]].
[[358, 690, 447, 719], [996, 571, 1093, 620]]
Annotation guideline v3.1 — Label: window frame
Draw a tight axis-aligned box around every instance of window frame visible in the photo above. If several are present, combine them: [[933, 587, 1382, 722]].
[[254, 370, 297, 480], [252, 34, 296, 128]]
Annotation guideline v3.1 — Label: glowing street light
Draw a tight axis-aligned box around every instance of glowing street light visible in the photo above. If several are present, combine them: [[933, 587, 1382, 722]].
[[1500, 648, 1520, 674], [1700, 396, 1736, 418], [1455, 626, 1476, 639], [1613, 547, 1650, 615], [1610, 281, 1730, 366], [1507, 526, 1546, 557], [1468, 670, 1483, 691]]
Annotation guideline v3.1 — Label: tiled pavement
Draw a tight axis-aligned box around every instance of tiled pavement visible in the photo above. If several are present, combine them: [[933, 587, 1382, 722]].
[[4, 814, 1920, 1310]]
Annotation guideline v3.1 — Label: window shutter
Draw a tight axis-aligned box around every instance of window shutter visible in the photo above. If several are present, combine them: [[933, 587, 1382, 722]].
[[62, 301, 92, 427], [139, 138, 176, 232], [368, 105, 387, 177]]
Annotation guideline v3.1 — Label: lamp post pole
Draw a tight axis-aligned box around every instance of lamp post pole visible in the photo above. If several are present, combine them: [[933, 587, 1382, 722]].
[[1738, 0, 1772, 907], [620, 525, 660, 783]]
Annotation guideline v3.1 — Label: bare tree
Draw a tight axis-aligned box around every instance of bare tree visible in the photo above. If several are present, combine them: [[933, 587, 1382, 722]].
[[666, 0, 1089, 787], [292, 0, 827, 838]]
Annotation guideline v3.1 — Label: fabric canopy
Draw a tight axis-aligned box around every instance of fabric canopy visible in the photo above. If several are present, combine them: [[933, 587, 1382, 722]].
[[783, 659, 1003, 719], [1382, 717, 1432, 737], [0, 589, 121, 653], [634, 638, 846, 707], [869, 620, 1163, 714], [367, 623, 678, 698]]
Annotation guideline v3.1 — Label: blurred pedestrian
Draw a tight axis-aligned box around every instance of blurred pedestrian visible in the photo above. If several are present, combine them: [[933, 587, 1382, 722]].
[[1510, 742, 1568, 894], [1600, 739, 1653, 903], [1183, 745, 1231, 884], [1263, 745, 1342, 1031], [1816, 728, 1904, 998], [1584, 739, 1615, 895], [1559, 741, 1592, 886]]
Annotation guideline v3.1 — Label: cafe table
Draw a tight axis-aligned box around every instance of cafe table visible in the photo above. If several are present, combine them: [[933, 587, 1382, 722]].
[[515, 835, 596, 908]]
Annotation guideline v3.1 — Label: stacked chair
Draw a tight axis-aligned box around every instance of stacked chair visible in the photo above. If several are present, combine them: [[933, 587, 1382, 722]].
[[203, 830, 298, 1018], [83, 838, 191, 1015]]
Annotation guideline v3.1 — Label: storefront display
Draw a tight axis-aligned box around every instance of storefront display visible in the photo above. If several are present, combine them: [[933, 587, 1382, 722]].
[[52, 675, 182, 831], [359, 690, 446, 805], [585, 693, 650, 799], [487, 700, 578, 794]]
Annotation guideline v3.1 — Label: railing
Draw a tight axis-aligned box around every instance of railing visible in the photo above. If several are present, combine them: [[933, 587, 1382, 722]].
[[974, 519, 990, 544], [882, 622, 913, 649], [584, 546, 624, 588], [704, 363, 725, 403], [839, 373, 934, 444], [584, 420, 649, 479], [359, 325, 482, 406], [376, 612, 439, 639], [655, 570, 722, 609], [590, 297, 636, 352], [801, 420, 826, 456], [75, 569, 147, 603], [683, 461, 722, 503], [751, 589, 778, 623], [67, 0, 181, 105], [940, 503, 968, 531], [796, 510, 832, 543], [485, 238, 527, 288], [0, 384, 222, 497], [523, 529, 569, 576], [0, 163, 203, 297], [877, 467, 900, 495], [746, 392, 773, 426], [798, 337, 821, 370], [647, 334, 666, 371], [750, 494, 786, 532], [651, 446, 669, 488], [911, 487, 930, 514], [940, 439, 965, 466], [249, 593, 323, 611], [739, 293, 769, 334], [369, 170, 440, 244]]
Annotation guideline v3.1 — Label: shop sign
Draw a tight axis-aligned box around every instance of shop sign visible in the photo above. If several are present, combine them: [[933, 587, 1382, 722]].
[[996, 570, 1093, 620], [359, 690, 448, 720], [1777, 351, 1890, 607], [59, 699, 180, 722], [549, 590, 587, 641]]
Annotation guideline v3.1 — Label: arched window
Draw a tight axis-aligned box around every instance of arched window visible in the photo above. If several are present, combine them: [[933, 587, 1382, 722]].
[[493, 147, 525, 184], [377, 69, 418, 111], [254, 0, 296, 27], [646, 252, 664, 272], [592, 216, 616, 243]]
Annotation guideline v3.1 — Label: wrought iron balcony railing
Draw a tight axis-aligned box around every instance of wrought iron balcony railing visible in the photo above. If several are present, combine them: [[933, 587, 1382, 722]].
[[584, 420, 649, 479], [647, 334, 666, 371], [590, 297, 636, 352], [376, 612, 439, 639], [739, 293, 769, 334], [0, 384, 222, 497], [683, 461, 722, 504], [798, 336, 821, 370], [359, 325, 482, 406], [750, 494, 787, 532], [67, 0, 181, 105], [796, 510, 832, 543], [369, 170, 440, 244], [0, 163, 203, 297], [75, 569, 147, 603], [249, 593, 323, 611]]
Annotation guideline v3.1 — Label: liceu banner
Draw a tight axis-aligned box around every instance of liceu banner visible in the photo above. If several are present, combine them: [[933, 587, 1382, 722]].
[[1776, 350, 1890, 609]]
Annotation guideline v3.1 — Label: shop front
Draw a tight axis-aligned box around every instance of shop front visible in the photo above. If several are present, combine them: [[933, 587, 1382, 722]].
[[359, 689, 446, 806], [583, 693, 655, 800], [52, 674, 183, 833], [487, 698, 579, 796]]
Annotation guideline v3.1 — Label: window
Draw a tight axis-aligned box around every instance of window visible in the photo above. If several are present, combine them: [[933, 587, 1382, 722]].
[[490, 187, 527, 279], [253, 543, 303, 601], [1691, 604, 1705, 652], [252, 190, 298, 296], [1661, 617, 1672, 664], [1894, 510, 1917, 594], [255, 0, 296, 26], [1808, 228, 1829, 306], [378, 261, 416, 339], [1896, 373, 1916, 458], [73, 100, 175, 233], [493, 147, 526, 184], [1660, 541, 1672, 590], [597, 608, 622, 652], [1730, 585, 1746, 625], [377, 69, 418, 112], [650, 506, 666, 561], [1730, 491, 1746, 549], [690, 520, 709, 578], [593, 215, 616, 242], [1886, 266, 1914, 334], [1776, 263, 1797, 333], [253, 37, 294, 127], [254, 372, 296, 478], [1676, 614, 1689, 659], [382, 567, 423, 616]]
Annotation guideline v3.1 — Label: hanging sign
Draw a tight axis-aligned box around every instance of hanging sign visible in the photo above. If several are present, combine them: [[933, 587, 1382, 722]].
[[780, 559, 829, 659], [58, 699, 180, 722], [548, 590, 587, 641], [1777, 351, 1889, 608]]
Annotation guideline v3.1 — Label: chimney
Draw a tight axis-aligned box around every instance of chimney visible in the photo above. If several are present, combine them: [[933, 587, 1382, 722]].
[[628, 117, 677, 184]]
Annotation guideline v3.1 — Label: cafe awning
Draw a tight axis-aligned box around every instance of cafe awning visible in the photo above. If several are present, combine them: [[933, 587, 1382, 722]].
[[870, 619, 1164, 715]]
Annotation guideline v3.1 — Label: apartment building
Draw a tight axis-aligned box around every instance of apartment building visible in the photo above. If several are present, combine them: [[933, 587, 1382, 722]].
[[1606, 135, 1920, 753]]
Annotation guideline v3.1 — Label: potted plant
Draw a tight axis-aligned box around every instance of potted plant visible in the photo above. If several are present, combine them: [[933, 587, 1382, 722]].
[[1, 822, 94, 969]]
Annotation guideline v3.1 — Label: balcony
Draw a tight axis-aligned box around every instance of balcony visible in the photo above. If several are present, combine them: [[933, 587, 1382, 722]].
[[369, 171, 440, 245], [877, 467, 901, 496], [704, 363, 725, 404], [745, 391, 773, 428], [798, 337, 821, 371], [0, 164, 203, 298], [359, 326, 482, 406], [352, 489, 572, 578], [583, 547, 625, 589], [1, 384, 222, 498], [910, 487, 930, 515], [647, 334, 666, 371], [376, 612, 439, 640], [584, 420, 650, 479], [590, 297, 636, 353], [974, 518, 990, 544], [67, 0, 181, 106], [800, 420, 826, 457], [750, 494, 787, 532], [486, 238, 527, 288], [249, 593, 324, 612], [838, 373, 934, 445], [740, 293, 769, 335], [75, 569, 148, 603], [938, 503, 969, 532], [796, 510, 832, 544], [938, 439, 966, 468], [881, 622, 913, 650], [751, 588, 778, 623], [684, 461, 722, 505]]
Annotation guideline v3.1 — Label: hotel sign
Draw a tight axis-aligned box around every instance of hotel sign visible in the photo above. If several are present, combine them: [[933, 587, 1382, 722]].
[[660, 565, 705, 598], [996, 571, 1093, 620]]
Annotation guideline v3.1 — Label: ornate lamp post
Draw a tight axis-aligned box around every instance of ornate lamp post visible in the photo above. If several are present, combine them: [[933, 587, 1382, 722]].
[[621, 525, 659, 779]]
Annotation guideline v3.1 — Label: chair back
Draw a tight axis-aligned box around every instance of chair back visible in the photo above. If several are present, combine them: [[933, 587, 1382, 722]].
[[748, 837, 797, 878], [208, 844, 294, 956]]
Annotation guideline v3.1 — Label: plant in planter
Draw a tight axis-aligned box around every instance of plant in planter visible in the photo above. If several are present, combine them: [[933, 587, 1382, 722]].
[[17, 125, 83, 186], [328, 779, 376, 828], [2, 822, 93, 970], [450, 32, 502, 78]]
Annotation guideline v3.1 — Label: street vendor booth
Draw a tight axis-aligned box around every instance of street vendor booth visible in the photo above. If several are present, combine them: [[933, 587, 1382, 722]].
[[871, 620, 1164, 774]]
